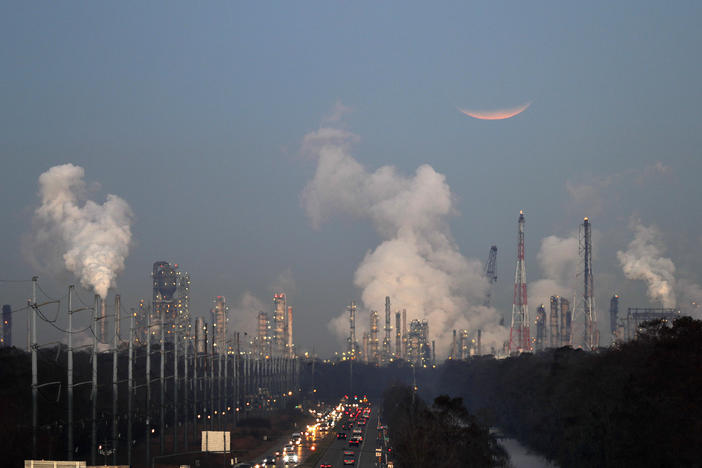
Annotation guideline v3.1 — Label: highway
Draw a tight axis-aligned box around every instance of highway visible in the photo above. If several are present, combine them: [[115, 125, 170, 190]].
[[314, 405, 380, 468]]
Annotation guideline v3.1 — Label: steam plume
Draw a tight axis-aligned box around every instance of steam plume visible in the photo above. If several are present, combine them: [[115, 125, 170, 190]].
[[301, 122, 506, 356], [32, 164, 133, 298], [617, 222, 676, 308], [529, 234, 579, 312]]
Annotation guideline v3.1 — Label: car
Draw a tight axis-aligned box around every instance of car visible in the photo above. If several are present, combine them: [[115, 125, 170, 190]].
[[349, 438, 360, 447], [320, 465, 333, 468], [343, 455, 355, 465], [336, 432, 347, 439], [282, 452, 299, 464]]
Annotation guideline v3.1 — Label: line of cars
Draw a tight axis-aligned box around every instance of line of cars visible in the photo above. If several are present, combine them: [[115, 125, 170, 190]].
[[252, 403, 345, 467], [322, 401, 372, 467]]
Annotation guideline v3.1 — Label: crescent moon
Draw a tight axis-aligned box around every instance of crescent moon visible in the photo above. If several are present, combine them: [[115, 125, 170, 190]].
[[458, 101, 531, 120]]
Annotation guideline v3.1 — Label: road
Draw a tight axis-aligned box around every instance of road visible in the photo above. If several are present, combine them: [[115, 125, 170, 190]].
[[314, 406, 380, 468]]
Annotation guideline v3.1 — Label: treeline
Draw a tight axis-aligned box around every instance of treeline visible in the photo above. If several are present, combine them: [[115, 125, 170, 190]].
[[438, 317, 702, 467], [300, 358, 437, 401], [382, 385, 508, 468]]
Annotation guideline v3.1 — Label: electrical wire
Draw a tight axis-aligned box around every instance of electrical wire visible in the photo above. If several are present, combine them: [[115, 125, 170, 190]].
[[36, 282, 64, 303]]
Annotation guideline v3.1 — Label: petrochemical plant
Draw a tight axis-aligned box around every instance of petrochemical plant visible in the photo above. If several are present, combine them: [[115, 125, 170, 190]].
[[0, 215, 692, 467]]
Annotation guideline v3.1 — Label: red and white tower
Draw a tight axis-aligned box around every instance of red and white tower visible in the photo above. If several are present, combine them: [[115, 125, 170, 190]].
[[509, 211, 530, 353]]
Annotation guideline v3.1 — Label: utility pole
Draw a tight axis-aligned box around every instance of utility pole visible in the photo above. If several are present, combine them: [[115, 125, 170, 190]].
[[160, 306, 165, 455], [67, 285, 74, 460], [193, 333, 198, 440], [183, 330, 188, 449], [31, 276, 37, 459], [235, 332, 240, 426], [112, 294, 120, 465], [224, 343, 228, 426], [145, 305, 151, 468], [174, 326, 178, 452], [218, 348, 223, 430], [128, 308, 134, 467], [91, 294, 99, 467]]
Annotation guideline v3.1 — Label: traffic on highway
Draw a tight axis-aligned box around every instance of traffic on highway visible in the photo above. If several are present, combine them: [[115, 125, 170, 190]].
[[244, 395, 388, 468]]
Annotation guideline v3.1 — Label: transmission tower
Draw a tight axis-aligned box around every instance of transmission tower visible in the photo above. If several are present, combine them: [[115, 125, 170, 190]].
[[483, 246, 498, 307], [580, 217, 598, 349], [509, 211, 530, 353]]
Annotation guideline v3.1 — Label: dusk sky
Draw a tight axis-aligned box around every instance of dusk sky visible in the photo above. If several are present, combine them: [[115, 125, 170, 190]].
[[1, 1, 701, 356]]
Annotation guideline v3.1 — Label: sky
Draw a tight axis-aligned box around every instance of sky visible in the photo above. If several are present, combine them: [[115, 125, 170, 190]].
[[1, 1, 701, 357]]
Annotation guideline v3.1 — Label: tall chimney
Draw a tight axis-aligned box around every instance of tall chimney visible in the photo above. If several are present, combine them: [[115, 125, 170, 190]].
[[395, 312, 401, 358], [451, 329, 457, 359], [401, 309, 407, 358], [287, 306, 294, 357]]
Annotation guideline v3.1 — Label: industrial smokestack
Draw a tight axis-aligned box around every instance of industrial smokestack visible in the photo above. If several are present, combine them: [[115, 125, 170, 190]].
[[273, 294, 286, 356], [395, 312, 401, 358], [402, 309, 407, 359], [257, 312, 268, 356], [100, 298, 107, 342], [370, 310, 379, 363], [287, 306, 294, 357], [347, 301, 357, 356], [383, 296, 392, 360], [451, 329, 456, 359], [195, 317, 207, 354]]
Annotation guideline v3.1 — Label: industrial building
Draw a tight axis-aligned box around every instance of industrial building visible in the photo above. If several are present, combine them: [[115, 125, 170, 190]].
[[406, 319, 431, 366], [625, 307, 680, 341], [195, 316, 208, 354], [1, 304, 10, 347], [548, 296, 572, 347], [151, 261, 191, 343], [535, 305, 546, 351], [610, 295, 619, 343], [211, 296, 228, 354], [369, 310, 379, 363], [272, 293, 286, 355], [255, 311, 271, 357]]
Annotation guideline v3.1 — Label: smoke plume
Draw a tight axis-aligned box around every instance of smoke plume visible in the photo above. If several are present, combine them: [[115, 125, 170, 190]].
[[31, 164, 133, 298], [617, 222, 676, 308], [301, 123, 506, 356]]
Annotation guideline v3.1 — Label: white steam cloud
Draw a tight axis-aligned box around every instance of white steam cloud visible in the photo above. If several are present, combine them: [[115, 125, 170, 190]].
[[32, 164, 133, 298], [301, 123, 507, 356], [529, 234, 579, 313], [617, 222, 676, 308], [228, 291, 266, 339]]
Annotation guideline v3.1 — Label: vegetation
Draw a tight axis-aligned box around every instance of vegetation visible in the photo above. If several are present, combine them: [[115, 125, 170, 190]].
[[382, 385, 508, 468], [438, 317, 702, 467]]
